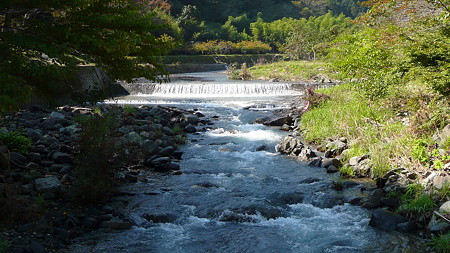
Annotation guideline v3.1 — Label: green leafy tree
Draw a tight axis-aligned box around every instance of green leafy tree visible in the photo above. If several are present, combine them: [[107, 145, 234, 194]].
[[177, 5, 207, 41], [0, 0, 174, 111]]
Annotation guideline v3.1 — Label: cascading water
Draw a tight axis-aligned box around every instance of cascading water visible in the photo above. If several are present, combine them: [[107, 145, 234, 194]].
[[70, 71, 424, 253], [150, 82, 297, 97]]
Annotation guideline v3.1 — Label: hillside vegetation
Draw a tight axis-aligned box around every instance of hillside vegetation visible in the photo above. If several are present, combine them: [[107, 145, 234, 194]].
[[249, 0, 450, 179]]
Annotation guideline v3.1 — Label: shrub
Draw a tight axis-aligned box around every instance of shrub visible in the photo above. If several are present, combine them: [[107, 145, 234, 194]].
[[191, 40, 272, 55], [75, 111, 119, 204], [0, 130, 32, 154], [0, 237, 10, 253]]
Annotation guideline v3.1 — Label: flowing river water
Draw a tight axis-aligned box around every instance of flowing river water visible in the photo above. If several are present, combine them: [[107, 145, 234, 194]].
[[67, 71, 424, 253]]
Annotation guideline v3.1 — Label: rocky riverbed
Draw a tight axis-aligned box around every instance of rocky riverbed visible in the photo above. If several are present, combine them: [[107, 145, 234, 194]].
[[0, 104, 210, 253]]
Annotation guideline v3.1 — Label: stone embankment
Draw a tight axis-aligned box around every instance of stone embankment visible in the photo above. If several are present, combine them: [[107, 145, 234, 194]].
[[270, 108, 450, 238], [0, 104, 211, 253]]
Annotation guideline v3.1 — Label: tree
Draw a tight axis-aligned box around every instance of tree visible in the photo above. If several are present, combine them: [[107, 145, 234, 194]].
[[177, 5, 207, 41], [0, 0, 174, 110]]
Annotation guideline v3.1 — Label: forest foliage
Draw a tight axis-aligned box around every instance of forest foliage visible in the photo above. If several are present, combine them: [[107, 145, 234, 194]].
[[0, 0, 175, 110]]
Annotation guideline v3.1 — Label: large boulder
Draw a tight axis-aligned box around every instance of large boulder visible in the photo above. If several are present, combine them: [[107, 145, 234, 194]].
[[51, 152, 73, 164], [369, 209, 408, 231], [263, 116, 293, 127], [35, 176, 61, 192], [361, 189, 385, 209]]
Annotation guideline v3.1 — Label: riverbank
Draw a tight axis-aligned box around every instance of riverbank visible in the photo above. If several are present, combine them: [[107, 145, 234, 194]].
[[250, 60, 450, 250], [0, 104, 210, 252]]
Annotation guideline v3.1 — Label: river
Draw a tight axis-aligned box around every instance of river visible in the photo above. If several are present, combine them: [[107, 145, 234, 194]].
[[66, 71, 423, 253]]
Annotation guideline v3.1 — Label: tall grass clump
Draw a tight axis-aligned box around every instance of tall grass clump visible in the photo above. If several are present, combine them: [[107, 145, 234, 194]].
[[429, 233, 450, 253], [75, 111, 119, 204]]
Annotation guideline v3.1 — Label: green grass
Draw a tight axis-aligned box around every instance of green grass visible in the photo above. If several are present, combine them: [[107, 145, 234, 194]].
[[429, 233, 450, 253], [339, 165, 356, 178], [248, 60, 340, 81], [297, 81, 450, 178], [123, 105, 138, 115], [397, 184, 436, 218], [0, 130, 32, 154]]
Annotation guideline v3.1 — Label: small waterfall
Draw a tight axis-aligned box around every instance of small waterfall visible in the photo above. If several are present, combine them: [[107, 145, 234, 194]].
[[129, 82, 301, 97]]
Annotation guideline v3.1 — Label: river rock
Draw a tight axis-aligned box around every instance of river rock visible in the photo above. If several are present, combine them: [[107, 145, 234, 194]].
[[27, 240, 47, 253], [37, 135, 58, 147], [380, 197, 400, 209], [125, 131, 142, 144], [300, 177, 321, 184], [309, 192, 343, 208], [164, 162, 180, 171], [50, 111, 65, 119], [51, 152, 73, 164], [159, 146, 175, 156], [60, 125, 81, 135], [369, 209, 408, 230], [35, 176, 61, 192], [281, 124, 290, 131], [378, 168, 415, 192], [429, 222, 450, 233], [143, 213, 177, 223], [81, 217, 98, 229], [263, 116, 293, 127], [183, 114, 199, 125], [308, 158, 322, 167], [195, 112, 205, 117], [28, 152, 42, 163], [162, 126, 175, 136], [142, 140, 160, 155], [234, 204, 285, 219], [396, 221, 419, 233], [321, 158, 341, 169], [184, 124, 197, 133], [326, 165, 339, 173], [297, 146, 317, 161], [256, 145, 268, 151], [99, 220, 133, 230], [361, 189, 385, 209], [439, 200, 450, 214], [10, 152, 28, 165], [433, 124, 450, 144], [276, 136, 303, 155], [269, 192, 304, 205], [432, 174, 450, 190], [26, 129, 43, 142]]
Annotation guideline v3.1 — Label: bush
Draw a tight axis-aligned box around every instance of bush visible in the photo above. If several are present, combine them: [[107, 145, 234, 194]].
[[190, 40, 272, 55], [0, 237, 10, 253], [75, 111, 119, 204], [0, 131, 32, 154]]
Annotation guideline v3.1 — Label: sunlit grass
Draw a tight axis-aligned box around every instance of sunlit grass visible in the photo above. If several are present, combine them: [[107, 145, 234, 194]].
[[248, 60, 340, 81], [299, 82, 446, 178]]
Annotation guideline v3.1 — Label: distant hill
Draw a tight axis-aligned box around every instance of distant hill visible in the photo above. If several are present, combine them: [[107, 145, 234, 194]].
[[168, 0, 367, 23]]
